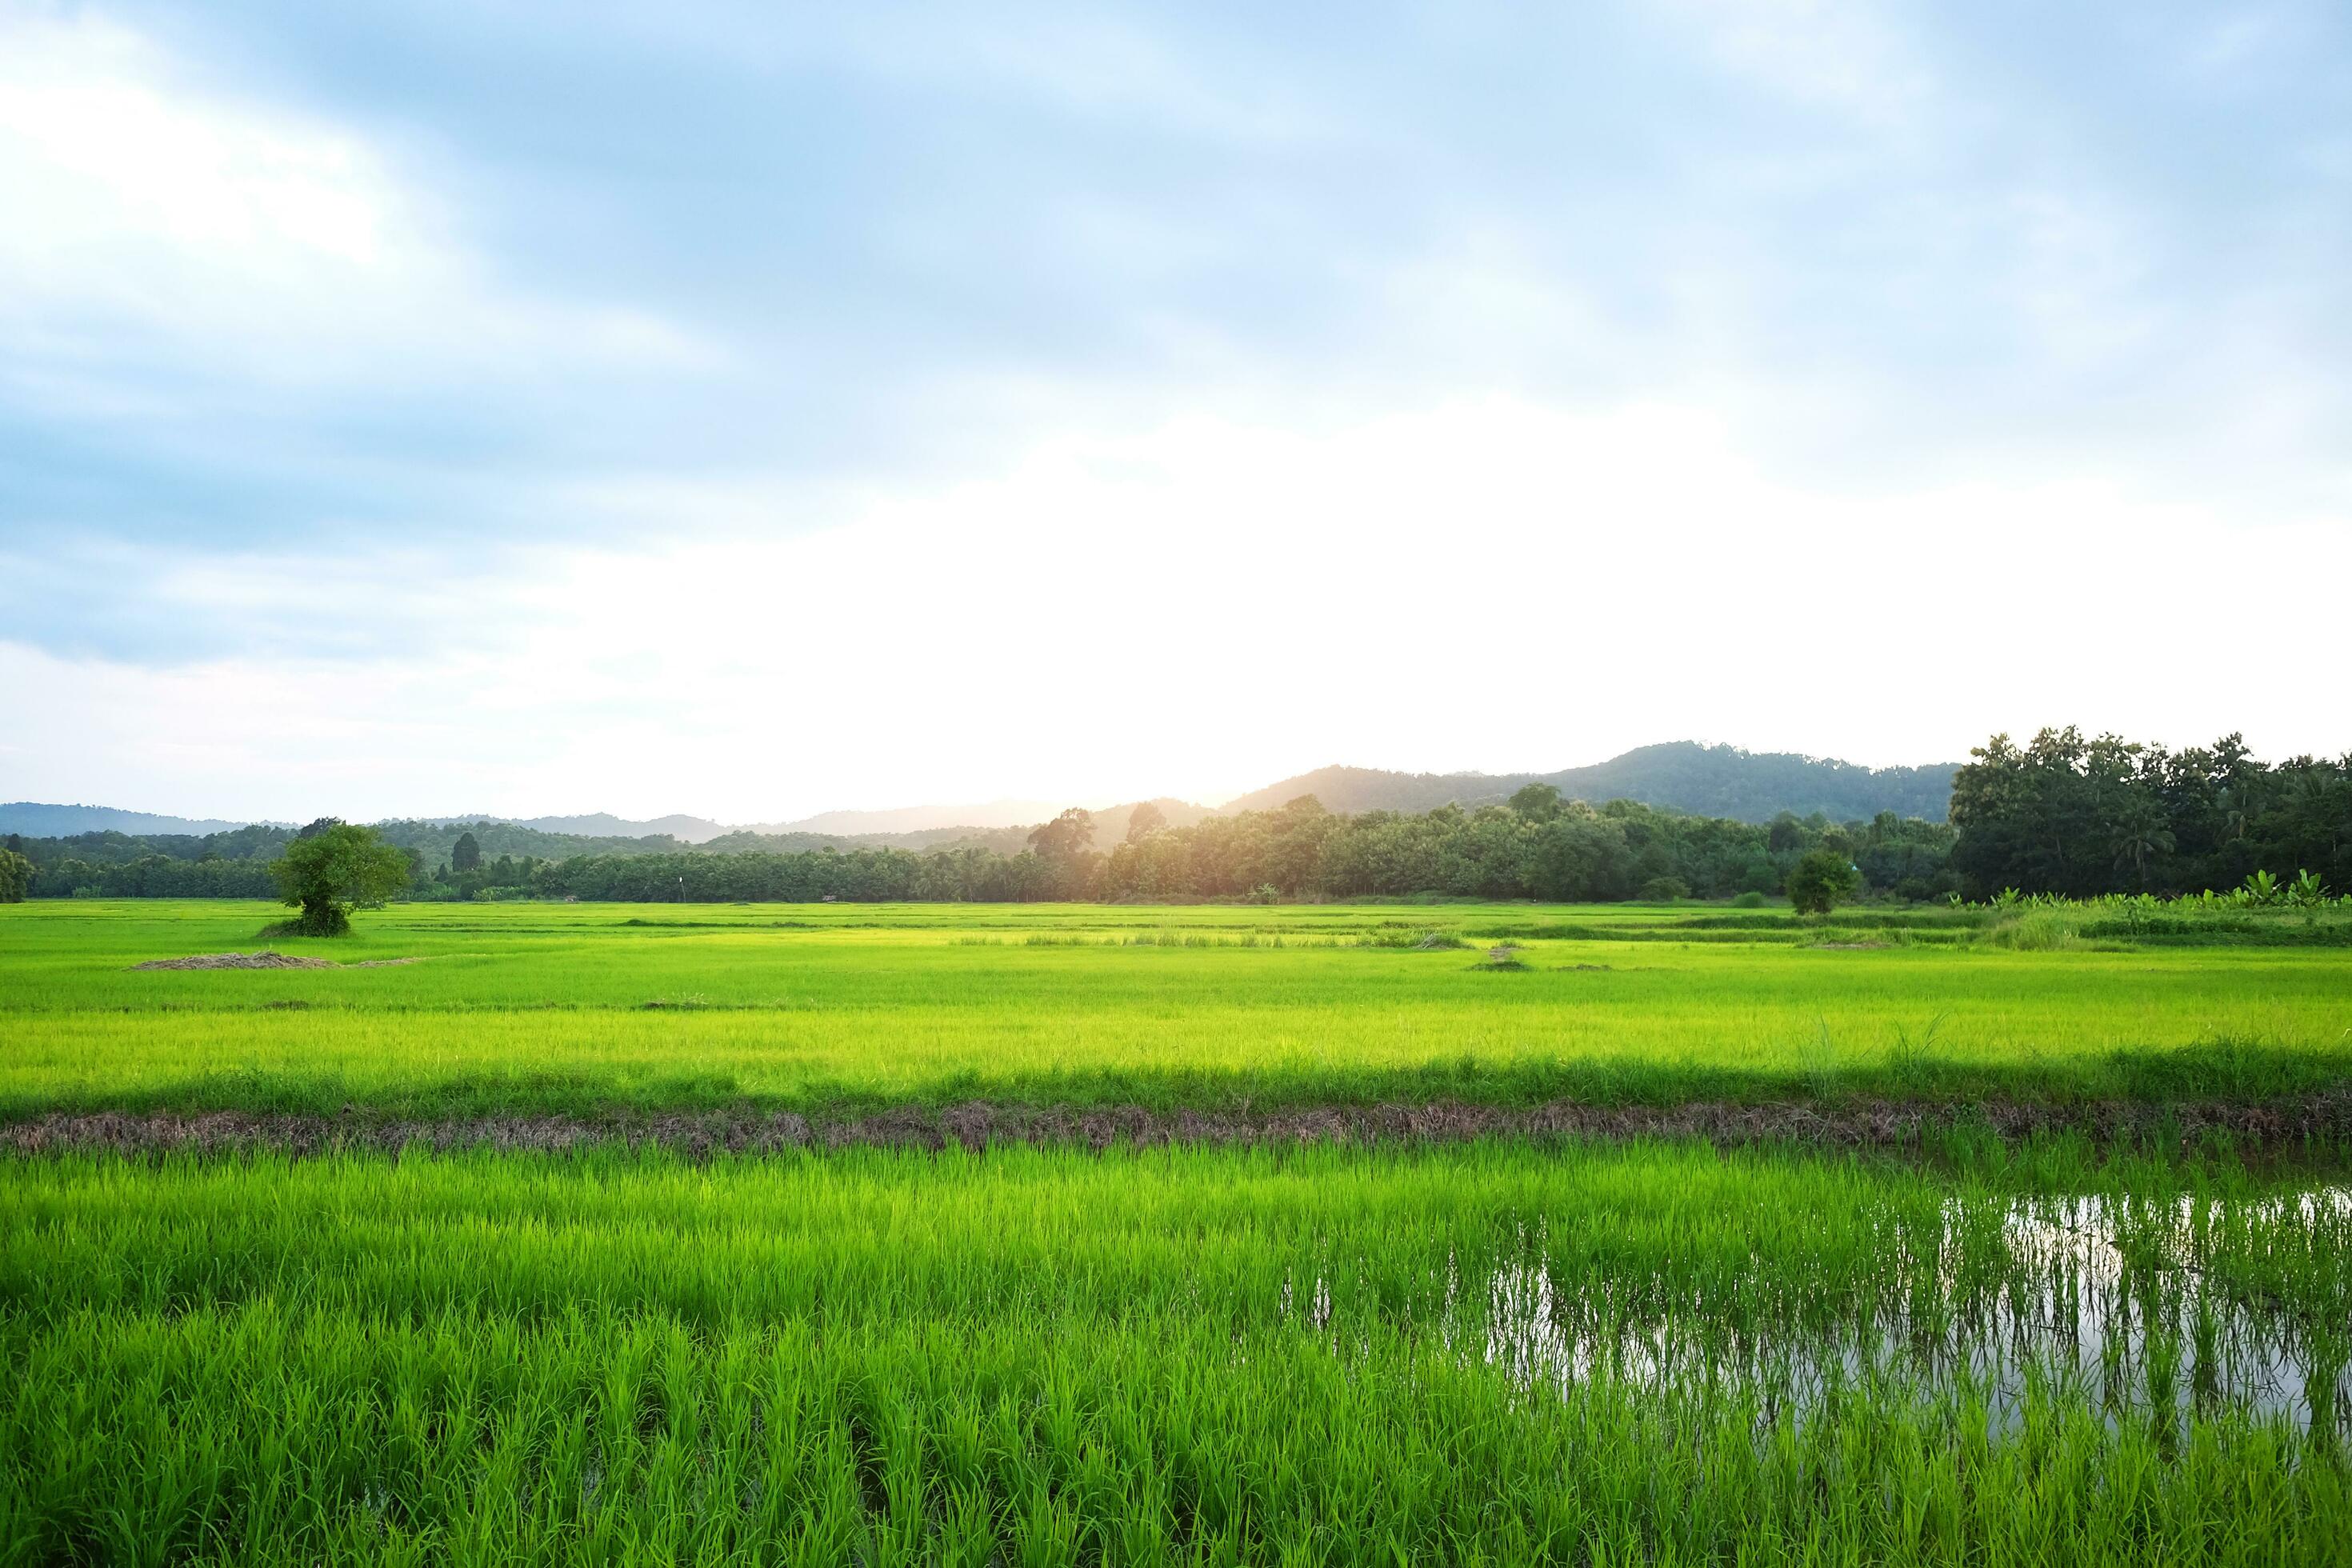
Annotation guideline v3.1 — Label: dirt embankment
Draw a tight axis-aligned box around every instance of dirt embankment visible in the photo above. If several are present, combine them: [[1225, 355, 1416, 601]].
[[130, 952, 422, 970], [8, 1094, 2350, 1159]]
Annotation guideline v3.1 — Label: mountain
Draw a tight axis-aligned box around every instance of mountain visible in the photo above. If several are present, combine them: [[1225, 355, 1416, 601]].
[[0, 802, 270, 838], [505, 812, 729, 843], [1214, 768, 1511, 818], [1217, 743, 1963, 823], [1542, 742, 1959, 822], [704, 800, 1216, 857], [767, 801, 1066, 836], [6, 744, 1963, 856]]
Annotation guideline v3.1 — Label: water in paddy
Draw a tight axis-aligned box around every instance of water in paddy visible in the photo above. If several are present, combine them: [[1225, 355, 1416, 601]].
[[1280, 1186, 2352, 1438]]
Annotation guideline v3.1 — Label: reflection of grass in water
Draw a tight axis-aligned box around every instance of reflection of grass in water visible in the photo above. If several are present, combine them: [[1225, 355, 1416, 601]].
[[6, 1141, 2349, 1561]]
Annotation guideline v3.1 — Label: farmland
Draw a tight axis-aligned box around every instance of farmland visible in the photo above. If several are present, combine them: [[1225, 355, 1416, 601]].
[[5, 898, 2352, 1561], [3, 899, 2349, 1124]]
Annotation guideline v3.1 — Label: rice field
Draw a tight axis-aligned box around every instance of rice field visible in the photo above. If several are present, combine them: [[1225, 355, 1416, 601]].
[[6, 1143, 2350, 1563], [2, 899, 2348, 1118], [5, 898, 2351, 1562]]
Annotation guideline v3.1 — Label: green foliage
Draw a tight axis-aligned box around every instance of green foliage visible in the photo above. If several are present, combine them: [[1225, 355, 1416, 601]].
[[1786, 850, 1860, 914], [1026, 808, 1095, 861], [268, 824, 412, 936], [1729, 890, 1769, 909], [450, 830, 481, 873], [5, 795, 1966, 906], [1977, 908, 2082, 951], [1952, 727, 2352, 899], [0, 846, 30, 902], [1506, 782, 1563, 821]]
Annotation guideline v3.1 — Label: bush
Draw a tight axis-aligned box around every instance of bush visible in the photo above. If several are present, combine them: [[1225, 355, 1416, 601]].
[[1978, 909, 2081, 951], [1638, 876, 1692, 902], [1728, 890, 1768, 909], [1786, 850, 1862, 916]]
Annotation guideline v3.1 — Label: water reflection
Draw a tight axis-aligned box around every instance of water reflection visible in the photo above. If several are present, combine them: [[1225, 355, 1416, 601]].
[[1284, 1188, 2352, 1436]]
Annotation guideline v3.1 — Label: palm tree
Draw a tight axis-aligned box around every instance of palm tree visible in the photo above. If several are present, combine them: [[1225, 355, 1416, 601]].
[[2110, 809, 2174, 889]]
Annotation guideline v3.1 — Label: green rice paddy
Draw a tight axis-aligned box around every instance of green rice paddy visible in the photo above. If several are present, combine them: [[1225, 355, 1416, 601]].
[[2, 899, 2347, 1118], [5, 898, 2351, 1562]]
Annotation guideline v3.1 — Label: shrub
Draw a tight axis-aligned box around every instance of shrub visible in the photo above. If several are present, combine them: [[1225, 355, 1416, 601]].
[[1728, 890, 1768, 909], [1638, 876, 1692, 902], [1978, 908, 2081, 951]]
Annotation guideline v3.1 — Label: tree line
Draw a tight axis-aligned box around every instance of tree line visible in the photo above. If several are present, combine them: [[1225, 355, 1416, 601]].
[[6, 790, 1942, 904], [5, 728, 2342, 907], [1947, 730, 2351, 899]]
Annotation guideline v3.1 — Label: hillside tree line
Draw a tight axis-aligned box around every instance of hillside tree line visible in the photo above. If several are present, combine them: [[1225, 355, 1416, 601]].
[[6, 730, 2342, 905], [1947, 729, 2351, 898]]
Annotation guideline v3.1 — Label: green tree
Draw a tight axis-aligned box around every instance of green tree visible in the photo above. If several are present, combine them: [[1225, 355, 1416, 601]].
[[1125, 802, 1169, 843], [270, 823, 411, 935], [2108, 798, 2175, 889], [451, 831, 482, 874], [0, 846, 32, 902], [1026, 809, 1095, 862], [1786, 849, 1860, 915], [1507, 782, 1564, 822]]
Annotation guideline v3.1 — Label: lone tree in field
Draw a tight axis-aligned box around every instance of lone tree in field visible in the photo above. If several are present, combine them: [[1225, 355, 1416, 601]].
[[1786, 849, 1861, 916], [270, 822, 411, 935], [451, 830, 482, 874]]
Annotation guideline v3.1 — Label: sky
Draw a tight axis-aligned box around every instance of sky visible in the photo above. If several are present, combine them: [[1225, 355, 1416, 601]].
[[2, 0, 2347, 824]]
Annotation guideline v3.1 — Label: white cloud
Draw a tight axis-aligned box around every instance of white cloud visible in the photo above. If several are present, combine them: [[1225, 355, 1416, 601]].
[[0, 5, 713, 389], [10, 395, 2346, 823], [1661, 0, 1936, 128]]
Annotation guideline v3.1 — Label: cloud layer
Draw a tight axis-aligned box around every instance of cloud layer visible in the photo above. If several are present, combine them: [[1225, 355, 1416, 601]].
[[4, 0, 2347, 818]]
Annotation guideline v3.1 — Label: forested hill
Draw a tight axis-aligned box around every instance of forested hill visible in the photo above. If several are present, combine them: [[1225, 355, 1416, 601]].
[[3, 744, 1959, 851], [0, 802, 266, 838], [1217, 744, 1962, 823]]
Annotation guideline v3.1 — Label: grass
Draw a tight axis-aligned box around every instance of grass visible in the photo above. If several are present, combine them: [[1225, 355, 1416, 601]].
[[4, 1139, 2350, 1564], [6, 899, 2351, 1558], [2, 900, 2349, 1119]]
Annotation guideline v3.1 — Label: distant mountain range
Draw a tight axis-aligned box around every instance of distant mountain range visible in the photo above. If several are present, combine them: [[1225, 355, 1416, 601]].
[[1, 742, 1965, 846], [490, 812, 733, 844], [1218, 743, 1962, 824], [0, 802, 276, 838], [778, 801, 1066, 836]]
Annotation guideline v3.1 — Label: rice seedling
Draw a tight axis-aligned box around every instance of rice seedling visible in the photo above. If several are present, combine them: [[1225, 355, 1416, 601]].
[[2, 1140, 2347, 1563]]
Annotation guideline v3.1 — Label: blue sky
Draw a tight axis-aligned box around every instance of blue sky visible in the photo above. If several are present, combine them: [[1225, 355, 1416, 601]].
[[3, 0, 2347, 822]]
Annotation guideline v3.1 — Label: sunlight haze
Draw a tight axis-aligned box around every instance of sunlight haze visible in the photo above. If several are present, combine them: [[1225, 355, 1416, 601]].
[[3, 0, 2346, 820]]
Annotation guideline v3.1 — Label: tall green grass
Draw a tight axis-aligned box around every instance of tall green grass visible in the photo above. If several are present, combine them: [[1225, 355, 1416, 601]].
[[3, 1141, 2347, 1563]]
